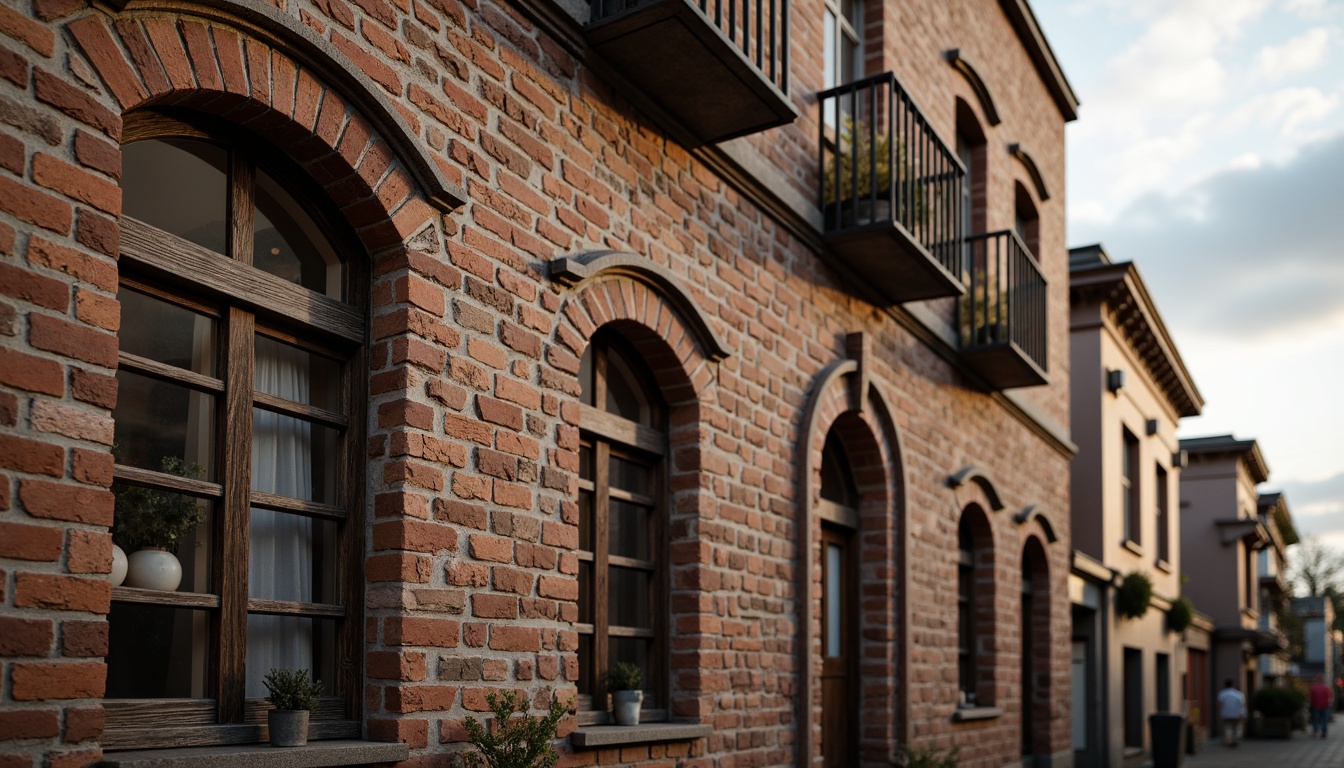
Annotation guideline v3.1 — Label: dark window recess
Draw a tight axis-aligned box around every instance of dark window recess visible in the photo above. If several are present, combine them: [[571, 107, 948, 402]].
[[1123, 647, 1143, 748], [958, 229, 1048, 389], [818, 72, 966, 305], [586, 0, 796, 146]]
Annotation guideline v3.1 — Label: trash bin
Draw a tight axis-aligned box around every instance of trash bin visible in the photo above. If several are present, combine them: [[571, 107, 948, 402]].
[[1149, 713, 1187, 768]]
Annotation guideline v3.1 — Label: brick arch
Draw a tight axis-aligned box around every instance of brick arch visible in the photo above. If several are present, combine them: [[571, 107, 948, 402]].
[[66, 10, 444, 255], [797, 353, 907, 766]]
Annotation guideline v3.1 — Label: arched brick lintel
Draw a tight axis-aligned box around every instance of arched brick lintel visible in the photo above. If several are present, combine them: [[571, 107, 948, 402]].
[[67, 7, 454, 255]]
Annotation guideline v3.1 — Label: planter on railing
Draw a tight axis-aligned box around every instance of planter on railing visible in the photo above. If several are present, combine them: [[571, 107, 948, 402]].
[[818, 72, 964, 304], [586, 0, 795, 146], [959, 230, 1048, 389]]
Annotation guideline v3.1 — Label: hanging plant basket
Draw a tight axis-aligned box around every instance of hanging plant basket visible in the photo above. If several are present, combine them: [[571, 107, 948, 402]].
[[1167, 596, 1194, 633], [1116, 571, 1153, 620]]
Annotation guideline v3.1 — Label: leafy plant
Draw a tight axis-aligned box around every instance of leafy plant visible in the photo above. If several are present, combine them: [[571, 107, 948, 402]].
[[111, 456, 206, 551], [607, 662, 643, 692], [1253, 685, 1307, 718], [461, 690, 571, 768], [1116, 571, 1153, 620], [823, 115, 896, 205], [1167, 596, 1194, 633], [262, 668, 324, 711], [894, 743, 960, 768]]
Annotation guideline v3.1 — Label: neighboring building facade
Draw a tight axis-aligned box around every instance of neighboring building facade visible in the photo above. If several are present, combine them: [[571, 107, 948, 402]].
[[1291, 594, 1336, 686], [1255, 492, 1296, 687], [1067, 245, 1203, 768], [1179, 436, 1281, 714], [0, 1, 1079, 767]]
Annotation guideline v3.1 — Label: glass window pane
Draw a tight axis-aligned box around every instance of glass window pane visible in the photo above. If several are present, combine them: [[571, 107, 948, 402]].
[[113, 370, 215, 479], [610, 637, 650, 692], [579, 345, 594, 407], [604, 352, 651, 425], [245, 615, 336, 698], [578, 560, 593, 624], [824, 11, 836, 90], [578, 490, 593, 553], [610, 455, 651, 494], [255, 335, 340, 411], [609, 566, 651, 629], [825, 543, 842, 657], [117, 287, 216, 376], [577, 633, 592, 695], [609, 499, 650, 561], [579, 444, 593, 481], [122, 139, 228, 254], [248, 509, 337, 603], [251, 410, 339, 504], [253, 170, 343, 298], [106, 604, 211, 698]]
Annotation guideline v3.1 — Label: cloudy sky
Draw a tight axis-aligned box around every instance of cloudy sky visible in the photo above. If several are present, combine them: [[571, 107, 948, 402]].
[[1031, 0, 1344, 555]]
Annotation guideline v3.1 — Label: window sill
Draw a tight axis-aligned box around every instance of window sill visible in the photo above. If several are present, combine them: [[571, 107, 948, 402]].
[[1122, 540, 1144, 557], [1155, 558, 1172, 574], [96, 740, 409, 768], [1124, 746, 1144, 758], [951, 706, 1003, 723], [570, 722, 712, 748]]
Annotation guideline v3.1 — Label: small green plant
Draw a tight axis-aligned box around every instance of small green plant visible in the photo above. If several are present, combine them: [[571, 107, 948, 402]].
[[1167, 596, 1194, 633], [112, 456, 206, 551], [1253, 685, 1307, 718], [823, 116, 896, 205], [461, 690, 571, 768], [262, 668, 323, 711], [1116, 571, 1154, 620], [895, 743, 960, 768], [607, 662, 643, 692]]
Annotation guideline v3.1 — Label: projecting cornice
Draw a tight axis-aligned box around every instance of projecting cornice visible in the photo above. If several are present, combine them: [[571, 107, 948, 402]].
[[997, 0, 1080, 122], [1181, 434, 1270, 484], [1069, 247, 1203, 418]]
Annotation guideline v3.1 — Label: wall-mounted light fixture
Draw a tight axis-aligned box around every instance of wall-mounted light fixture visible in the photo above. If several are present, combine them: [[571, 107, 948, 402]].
[[1146, 418, 1159, 436], [1107, 368, 1125, 395], [1172, 450, 1188, 469]]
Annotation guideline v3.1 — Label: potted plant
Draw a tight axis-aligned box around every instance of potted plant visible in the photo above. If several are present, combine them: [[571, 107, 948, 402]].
[[1116, 571, 1154, 620], [822, 116, 923, 229], [607, 662, 643, 726], [461, 690, 570, 768], [262, 668, 324, 747], [1251, 684, 1307, 739], [1167, 596, 1195, 634], [112, 457, 206, 592]]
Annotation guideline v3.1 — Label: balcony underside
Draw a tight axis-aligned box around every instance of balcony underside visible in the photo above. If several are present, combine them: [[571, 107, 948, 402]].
[[823, 221, 964, 305], [961, 339, 1048, 389], [585, 0, 797, 146]]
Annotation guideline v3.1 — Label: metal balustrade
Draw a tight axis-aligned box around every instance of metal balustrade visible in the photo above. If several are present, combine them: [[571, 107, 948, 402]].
[[959, 230, 1048, 388]]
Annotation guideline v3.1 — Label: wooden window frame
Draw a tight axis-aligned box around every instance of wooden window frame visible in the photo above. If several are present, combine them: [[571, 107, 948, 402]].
[[1155, 465, 1169, 565], [1121, 429, 1140, 547], [576, 335, 668, 726], [106, 111, 367, 750]]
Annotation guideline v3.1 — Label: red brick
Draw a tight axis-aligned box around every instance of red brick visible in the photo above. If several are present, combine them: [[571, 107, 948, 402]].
[[67, 529, 112, 575], [29, 313, 117, 369], [471, 593, 518, 619], [366, 650, 427, 681], [15, 573, 110, 613], [330, 32, 401, 96], [71, 368, 117, 409], [30, 400, 114, 445], [72, 131, 121, 180], [0, 433, 65, 476], [488, 625, 541, 652], [35, 0, 86, 21], [68, 15, 149, 109], [372, 520, 459, 554], [0, 347, 64, 396], [74, 211, 119, 260], [10, 662, 106, 700], [177, 21, 223, 94], [28, 237, 116, 293], [0, 175, 73, 235], [0, 392, 16, 427], [0, 4, 55, 57], [19, 480, 114, 526], [34, 69, 120, 138], [0, 262, 68, 311], [46, 750, 102, 768], [0, 709, 59, 741], [367, 718, 428, 749], [142, 17, 196, 91], [477, 395, 523, 430], [384, 616, 460, 648], [0, 521, 63, 562], [382, 460, 444, 491], [0, 132, 22, 175], [468, 534, 513, 564], [72, 448, 114, 487], [32, 153, 121, 215], [63, 707, 104, 743], [75, 288, 119, 331], [62, 621, 109, 658], [384, 685, 458, 713], [366, 552, 432, 583], [377, 398, 434, 430], [0, 617, 54, 656], [115, 18, 170, 95]]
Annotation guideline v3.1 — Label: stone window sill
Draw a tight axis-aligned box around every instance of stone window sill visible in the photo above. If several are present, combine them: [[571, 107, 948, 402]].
[[951, 706, 1004, 723], [570, 722, 712, 748], [1122, 539, 1144, 557], [96, 740, 409, 768]]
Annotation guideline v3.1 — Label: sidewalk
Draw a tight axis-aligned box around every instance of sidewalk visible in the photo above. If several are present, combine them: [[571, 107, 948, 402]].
[[1147, 731, 1344, 767]]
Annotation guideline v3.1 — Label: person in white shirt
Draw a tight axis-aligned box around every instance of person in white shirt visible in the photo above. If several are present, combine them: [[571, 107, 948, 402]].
[[1217, 679, 1247, 747]]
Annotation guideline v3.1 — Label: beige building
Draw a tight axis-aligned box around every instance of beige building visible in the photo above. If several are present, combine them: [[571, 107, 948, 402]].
[[1256, 492, 1298, 687], [1068, 245, 1203, 768], [1179, 435, 1289, 721]]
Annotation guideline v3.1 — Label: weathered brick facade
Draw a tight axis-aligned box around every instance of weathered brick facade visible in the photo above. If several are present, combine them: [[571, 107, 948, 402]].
[[0, 0, 1076, 766]]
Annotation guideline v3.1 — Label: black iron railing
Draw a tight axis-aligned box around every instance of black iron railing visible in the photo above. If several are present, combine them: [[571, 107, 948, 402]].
[[590, 0, 789, 94], [818, 72, 963, 279], [960, 230, 1047, 371]]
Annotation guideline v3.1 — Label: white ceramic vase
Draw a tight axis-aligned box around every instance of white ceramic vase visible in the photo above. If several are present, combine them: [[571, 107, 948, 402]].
[[612, 690, 643, 726], [110, 544, 128, 587], [125, 547, 182, 591]]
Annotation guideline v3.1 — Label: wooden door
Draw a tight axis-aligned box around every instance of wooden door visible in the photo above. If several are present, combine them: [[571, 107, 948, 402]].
[[820, 525, 857, 768]]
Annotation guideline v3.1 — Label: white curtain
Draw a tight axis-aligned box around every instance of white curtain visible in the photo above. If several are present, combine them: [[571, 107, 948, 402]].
[[246, 339, 313, 697]]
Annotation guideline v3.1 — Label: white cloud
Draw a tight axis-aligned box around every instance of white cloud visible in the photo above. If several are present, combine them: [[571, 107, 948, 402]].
[[1227, 86, 1341, 138], [1226, 152, 1262, 170], [1256, 27, 1334, 77]]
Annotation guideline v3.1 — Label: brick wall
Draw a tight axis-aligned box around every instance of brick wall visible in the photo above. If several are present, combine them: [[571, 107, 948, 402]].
[[0, 0, 1074, 766]]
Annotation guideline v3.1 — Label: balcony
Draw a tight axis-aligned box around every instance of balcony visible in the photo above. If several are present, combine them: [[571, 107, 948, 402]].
[[818, 72, 965, 305], [959, 230, 1048, 389], [586, 0, 795, 146]]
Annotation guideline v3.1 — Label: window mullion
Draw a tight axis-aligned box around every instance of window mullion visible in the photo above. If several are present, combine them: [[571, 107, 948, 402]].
[[216, 307, 254, 723], [230, 154, 254, 266], [593, 439, 612, 706]]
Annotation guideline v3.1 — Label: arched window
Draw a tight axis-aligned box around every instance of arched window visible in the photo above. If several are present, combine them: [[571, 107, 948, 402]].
[[1021, 539, 1050, 756], [956, 99, 987, 273], [1014, 181, 1040, 256], [106, 110, 365, 747], [818, 427, 859, 768], [577, 330, 668, 723], [958, 506, 994, 709]]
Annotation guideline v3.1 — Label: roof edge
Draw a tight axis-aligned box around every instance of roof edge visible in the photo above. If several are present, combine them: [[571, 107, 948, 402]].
[[999, 0, 1080, 122]]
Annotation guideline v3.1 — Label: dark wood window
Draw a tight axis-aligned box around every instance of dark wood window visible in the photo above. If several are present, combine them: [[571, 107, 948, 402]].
[[106, 111, 365, 749], [1155, 465, 1169, 564], [1121, 429, 1140, 546], [576, 332, 667, 724], [1123, 647, 1143, 747], [1014, 181, 1040, 256], [958, 514, 977, 705], [822, 0, 861, 127], [818, 431, 858, 768]]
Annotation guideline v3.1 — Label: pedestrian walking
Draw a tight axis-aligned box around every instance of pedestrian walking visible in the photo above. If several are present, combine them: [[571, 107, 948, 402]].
[[1218, 679, 1247, 747], [1310, 674, 1333, 739]]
